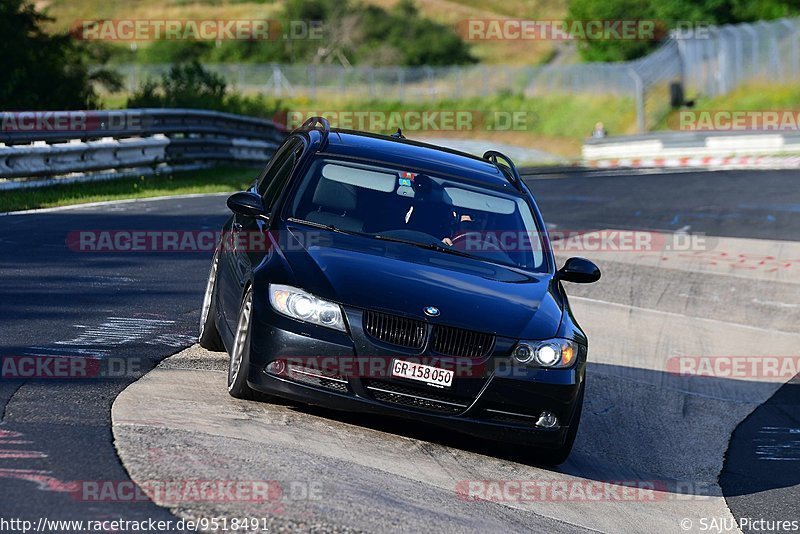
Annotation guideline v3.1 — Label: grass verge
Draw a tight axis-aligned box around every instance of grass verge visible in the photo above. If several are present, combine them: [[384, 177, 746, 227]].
[[317, 93, 637, 139], [0, 166, 259, 213], [283, 93, 636, 158], [655, 83, 800, 130]]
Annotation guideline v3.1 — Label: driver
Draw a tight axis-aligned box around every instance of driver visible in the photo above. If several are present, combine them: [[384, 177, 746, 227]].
[[401, 175, 455, 240], [442, 211, 486, 247]]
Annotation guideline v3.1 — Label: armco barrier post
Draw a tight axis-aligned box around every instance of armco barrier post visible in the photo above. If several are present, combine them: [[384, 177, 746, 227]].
[[779, 18, 799, 81], [629, 68, 646, 133]]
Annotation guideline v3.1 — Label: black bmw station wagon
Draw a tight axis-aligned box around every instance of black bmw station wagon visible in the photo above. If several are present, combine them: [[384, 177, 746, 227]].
[[199, 118, 600, 464]]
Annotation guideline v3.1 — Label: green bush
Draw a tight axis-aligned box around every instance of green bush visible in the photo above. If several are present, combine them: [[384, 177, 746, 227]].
[[127, 61, 227, 110], [126, 60, 286, 119], [139, 40, 215, 64]]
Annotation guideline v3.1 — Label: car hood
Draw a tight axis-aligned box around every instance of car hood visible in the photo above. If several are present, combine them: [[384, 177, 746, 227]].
[[281, 225, 563, 339]]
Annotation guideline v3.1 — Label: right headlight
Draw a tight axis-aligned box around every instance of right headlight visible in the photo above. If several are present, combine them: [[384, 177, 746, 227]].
[[511, 338, 579, 368], [269, 284, 346, 332]]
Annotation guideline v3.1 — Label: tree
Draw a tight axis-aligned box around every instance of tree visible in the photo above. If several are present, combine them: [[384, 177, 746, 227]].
[[567, 0, 800, 62], [0, 0, 120, 110], [567, 0, 658, 62], [357, 0, 476, 66], [124, 0, 475, 67]]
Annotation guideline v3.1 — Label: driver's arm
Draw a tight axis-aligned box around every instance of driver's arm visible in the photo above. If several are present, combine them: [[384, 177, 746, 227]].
[[442, 213, 474, 245]]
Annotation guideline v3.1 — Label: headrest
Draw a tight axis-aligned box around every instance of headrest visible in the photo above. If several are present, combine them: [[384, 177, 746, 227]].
[[312, 178, 357, 212]]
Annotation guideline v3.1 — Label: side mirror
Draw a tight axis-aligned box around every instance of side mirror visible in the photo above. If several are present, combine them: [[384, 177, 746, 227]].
[[227, 191, 269, 221], [557, 257, 601, 284]]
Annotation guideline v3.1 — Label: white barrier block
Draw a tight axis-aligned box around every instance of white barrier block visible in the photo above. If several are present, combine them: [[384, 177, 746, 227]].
[[706, 134, 784, 150], [582, 140, 664, 160]]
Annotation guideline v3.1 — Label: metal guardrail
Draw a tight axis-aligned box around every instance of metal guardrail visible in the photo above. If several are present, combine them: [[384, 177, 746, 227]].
[[0, 109, 285, 190]]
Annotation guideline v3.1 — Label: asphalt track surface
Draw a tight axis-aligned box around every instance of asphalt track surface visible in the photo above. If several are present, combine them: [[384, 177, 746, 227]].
[[0, 169, 797, 532]]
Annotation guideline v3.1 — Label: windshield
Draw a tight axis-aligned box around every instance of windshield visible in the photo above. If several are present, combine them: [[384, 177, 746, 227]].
[[287, 157, 547, 271]]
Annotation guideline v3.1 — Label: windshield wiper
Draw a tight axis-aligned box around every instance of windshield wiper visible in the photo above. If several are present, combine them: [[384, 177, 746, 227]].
[[287, 217, 352, 234], [286, 222, 485, 261], [372, 234, 476, 260]]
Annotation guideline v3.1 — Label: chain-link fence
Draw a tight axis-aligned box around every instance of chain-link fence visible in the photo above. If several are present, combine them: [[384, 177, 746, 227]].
[[115, 63, 638, 100], [679, 18, 800, 97], [110, 18, 800, 133]]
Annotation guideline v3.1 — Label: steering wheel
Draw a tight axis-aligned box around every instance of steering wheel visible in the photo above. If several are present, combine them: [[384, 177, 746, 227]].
[[449, 231, 503, 252]]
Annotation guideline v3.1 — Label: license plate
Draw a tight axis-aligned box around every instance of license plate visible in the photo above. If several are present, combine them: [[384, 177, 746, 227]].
[[391, 359, 453, 388]]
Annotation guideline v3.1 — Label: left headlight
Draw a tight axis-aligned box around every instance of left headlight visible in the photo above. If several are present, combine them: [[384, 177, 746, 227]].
[[269, 284, 346, 332], [511, 338, 580, 368]]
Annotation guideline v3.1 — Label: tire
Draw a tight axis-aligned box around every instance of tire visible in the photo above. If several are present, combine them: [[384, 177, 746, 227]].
[[199, 250, 225, 351], [532, 381, 585, 466], [227, 287, 260, 400]]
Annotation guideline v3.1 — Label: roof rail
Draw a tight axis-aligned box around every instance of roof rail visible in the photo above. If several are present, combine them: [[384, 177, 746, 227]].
[[483, 150, 523, 191], [299, 116, 331, 147]]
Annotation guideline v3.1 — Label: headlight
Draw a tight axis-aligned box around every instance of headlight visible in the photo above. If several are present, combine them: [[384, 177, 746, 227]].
[[511, 339, 579, 368], [269, 284, 346, 332]]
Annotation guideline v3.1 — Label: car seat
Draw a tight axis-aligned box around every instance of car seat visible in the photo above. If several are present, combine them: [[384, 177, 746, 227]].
[[305, 178, 364, 233]]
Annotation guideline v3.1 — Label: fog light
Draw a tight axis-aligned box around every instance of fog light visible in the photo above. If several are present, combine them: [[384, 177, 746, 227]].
[[266, 359, 286, 376], [512, 343, 534, 364], [535, 411, 559, 429]]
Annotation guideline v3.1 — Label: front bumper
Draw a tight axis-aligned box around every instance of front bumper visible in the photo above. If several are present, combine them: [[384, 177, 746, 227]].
[[246, 307, 585, 448]]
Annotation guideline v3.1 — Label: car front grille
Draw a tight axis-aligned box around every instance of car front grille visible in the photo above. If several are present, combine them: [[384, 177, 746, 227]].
[[432, 325, 494, 358], [364, 379, 469, 414], [363, 310, 426, 349], [362, 309, 494, 357]]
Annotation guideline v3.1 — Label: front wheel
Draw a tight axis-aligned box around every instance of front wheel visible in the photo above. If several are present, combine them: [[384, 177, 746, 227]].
[[227, 287, 260, 400], [199, 250, 224, 351]]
